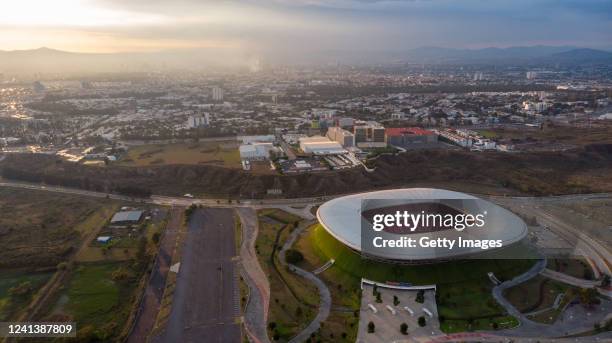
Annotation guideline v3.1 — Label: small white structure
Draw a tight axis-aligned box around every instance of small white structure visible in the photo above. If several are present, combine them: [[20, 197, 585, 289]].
[[403, 306, 414, 316], [386, 305, 397, 315], [97, 236, 111, 244], [423, 307, 433, 318], [368, 304, 378, 314]]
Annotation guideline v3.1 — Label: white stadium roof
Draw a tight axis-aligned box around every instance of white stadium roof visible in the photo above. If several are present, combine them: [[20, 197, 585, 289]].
[[316, 188, 528, 261]]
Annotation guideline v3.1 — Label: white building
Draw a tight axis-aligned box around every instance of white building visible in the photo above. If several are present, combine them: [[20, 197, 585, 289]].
[[187, 113, 210, 128], [326, 126, 355, 147], [212, 87, 224, 101], [299, 136, 345, 155], [240, 135, 275, 144], [526, 71, 537, 80], [239, 143, 275, 160]]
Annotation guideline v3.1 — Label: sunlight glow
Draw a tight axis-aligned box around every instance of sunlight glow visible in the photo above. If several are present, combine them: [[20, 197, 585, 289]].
[[0, 0, 166, 27]]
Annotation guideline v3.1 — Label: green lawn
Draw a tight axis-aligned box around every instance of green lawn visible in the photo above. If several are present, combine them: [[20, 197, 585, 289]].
[[0, 271, 53, 321], [47, 262, 142, 339], [306, 224, 534, 333]]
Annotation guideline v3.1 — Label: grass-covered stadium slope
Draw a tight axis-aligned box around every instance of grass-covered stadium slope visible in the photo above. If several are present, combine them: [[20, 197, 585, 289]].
[[308, 224, 535, 332]]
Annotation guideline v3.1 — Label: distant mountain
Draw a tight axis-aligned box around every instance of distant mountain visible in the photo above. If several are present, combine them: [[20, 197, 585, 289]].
[[547, 48, 612, 63], [2, 46, 612, 75], [0, 47, 251, 76], [407, 45, 575, 61], [404, 46, 612, 65]]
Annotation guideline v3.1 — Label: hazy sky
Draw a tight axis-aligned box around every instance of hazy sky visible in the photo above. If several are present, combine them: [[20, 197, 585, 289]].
[[1, 0, 611, 54]]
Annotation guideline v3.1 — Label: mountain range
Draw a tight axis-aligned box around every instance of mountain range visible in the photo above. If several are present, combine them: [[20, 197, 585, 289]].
[[1, 46, 611, 75]]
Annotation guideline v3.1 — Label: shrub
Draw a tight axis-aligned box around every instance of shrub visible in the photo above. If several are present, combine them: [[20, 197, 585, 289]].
[[400, 323, 408, 335], [367, 321, 375, 333], [285, 249, 304, 264]]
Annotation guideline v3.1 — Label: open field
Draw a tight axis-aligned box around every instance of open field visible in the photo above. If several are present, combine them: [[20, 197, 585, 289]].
[[477, 124, 612, 148], [255, 209, 319, 342], [0, 270, 53, 321], [295, 224, 534, 334], [42, 261, 146, 341], [0, 188, 119, 268], [118, 141, 241, 167]]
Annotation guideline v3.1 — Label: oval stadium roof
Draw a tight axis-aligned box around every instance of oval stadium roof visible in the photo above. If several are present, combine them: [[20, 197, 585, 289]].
[[316, 188, 528, 261]]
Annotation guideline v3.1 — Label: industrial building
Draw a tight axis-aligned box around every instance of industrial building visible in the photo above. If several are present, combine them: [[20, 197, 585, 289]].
[[385, 127, 438, 147], [354, 121, 386, 148], [299, 136, 346, 155], [326, 126, 355, 147], [110, 210, 144, 228], [239, 142, 275, 160]]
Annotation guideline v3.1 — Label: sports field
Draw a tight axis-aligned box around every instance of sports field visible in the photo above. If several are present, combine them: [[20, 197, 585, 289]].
[[298, 224, 534, 333], [118, 141, 241, 167]]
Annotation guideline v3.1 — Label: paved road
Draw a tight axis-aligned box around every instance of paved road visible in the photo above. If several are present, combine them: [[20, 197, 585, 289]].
[[278, 220, 331, 343], [155, 208, 240, 343], [492, 258, 547, 322], [236, 208, 271, 343], [128, 208, 182, 343]]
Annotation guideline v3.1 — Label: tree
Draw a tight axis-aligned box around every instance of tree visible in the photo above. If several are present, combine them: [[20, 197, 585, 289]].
[[602, 274, 611, 287], [375, 292, 382, 303], [415, 290, 425, 303], [400, 323, 408, 335], [285, 249, 304, 264], [295, 306, 303, 318], [8, 281, 32, 297], [393, 295, 400, 306], [372, 284, 378, 296], [152, 231, 161, 244], [367, 321, 375, 333], [579, 288, 600, 307], [418, 316, 426, 327], [268, 322, 276, 330], [136, 236, 148, 267]]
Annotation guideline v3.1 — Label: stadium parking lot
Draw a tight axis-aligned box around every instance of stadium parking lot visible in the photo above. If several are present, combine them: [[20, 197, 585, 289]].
[[357, 284, 442, 343]]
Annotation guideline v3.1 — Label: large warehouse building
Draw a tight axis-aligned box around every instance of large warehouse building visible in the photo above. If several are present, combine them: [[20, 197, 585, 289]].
[[299, 136, 346, 155], [316, 188, 528, 263]]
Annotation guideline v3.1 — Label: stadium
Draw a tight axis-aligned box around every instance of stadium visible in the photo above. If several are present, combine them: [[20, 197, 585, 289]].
[[316, 188, 529, 264]]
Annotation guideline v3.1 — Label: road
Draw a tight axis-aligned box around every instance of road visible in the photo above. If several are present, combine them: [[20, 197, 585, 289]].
[[236, 208, 271, 343], [154, 208, 240, 343], [127, 208, 182, 343]]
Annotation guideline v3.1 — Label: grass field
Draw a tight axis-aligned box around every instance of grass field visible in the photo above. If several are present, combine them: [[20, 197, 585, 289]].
[[0, 271, 53, 321], [547, 258, 594, 280], [118, 141, 241, 167], [45, 262, 143, 340], [0, 188, 119, 268], [296, 224, 535, 334], [255, 210, 319, 342], [503, 275, 575, 314]]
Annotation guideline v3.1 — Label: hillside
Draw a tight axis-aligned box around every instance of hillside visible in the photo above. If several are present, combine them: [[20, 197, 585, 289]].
[[2, 146, 612, 198]]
